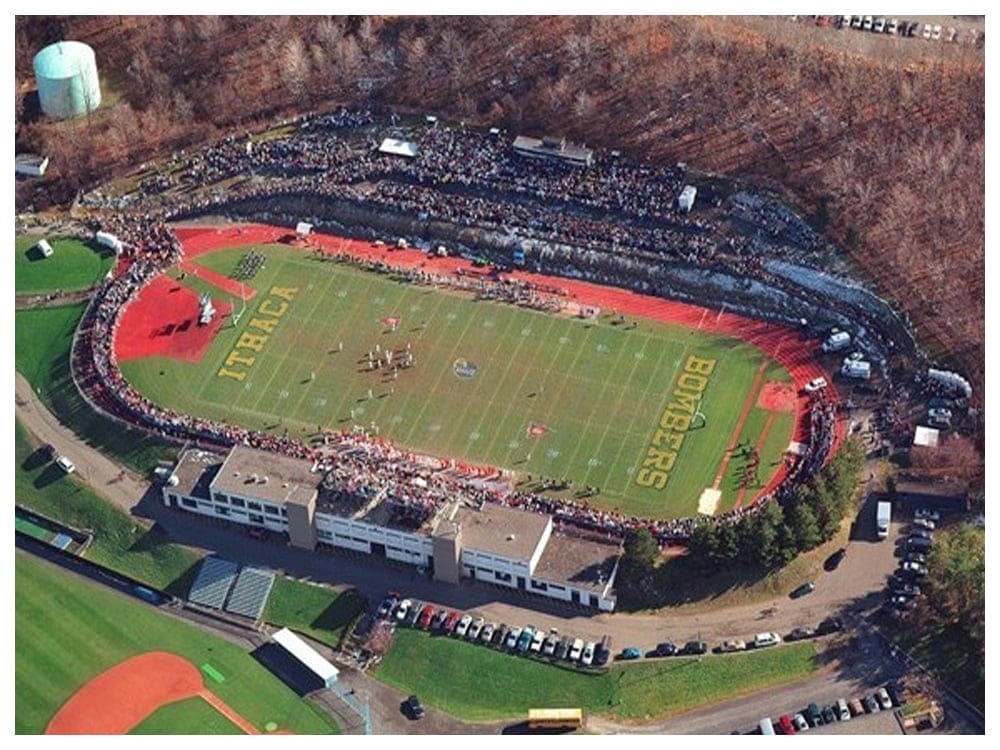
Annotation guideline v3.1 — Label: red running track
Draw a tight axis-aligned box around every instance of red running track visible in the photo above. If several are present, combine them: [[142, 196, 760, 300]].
[[153, 223, 846, 506], [115, 275, 233, 363]]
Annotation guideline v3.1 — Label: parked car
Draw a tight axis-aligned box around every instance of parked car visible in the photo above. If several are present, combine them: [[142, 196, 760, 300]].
[[377, 594, 399, 619], [430, 609, 448, 630], [716, 639, 747, 653], [863, 694, 881, 713], [806, 702, 824, 727], [529, 629, 546, 653], [393, 599, 412, 623], [912, 517, 936, 532], [754, 632, 782, 649], [906, 21, 920, 37], [417, 605, 435, 629], [803, 376, 828, 393], [467, 616, 485, 640], [890, 579, 921, 597], [516, 626, 535, 653], [824, 548, 848, 571], [817, 617, 844, 635], [403, 694, 424, 720], [792, 713, 809, 732], [903, 551, 927, 565], [922, 23, 933, 39], [581, 641, 596, 666], [821, 705, 837, 724], [931, 24, 942, 40], [653, 641, 678, 657], [908, 528, 933, 541], [55, 455, 76, 474], [454, 614, 472, 637], [569, 638, 585, 661], [790, 581, 816, 599], [845, 697, 862, 716], [479, 622, 495, 643], [777, 714, 796, 734], [403, 601, 422, 627], [873, 17, 885, 33], [889, 594, 917, 611], [494, 624, 510, 648], [554, 635, 571, 661], [835, 698, 851, 721], [915, 508, 941, 522], [681, 640, 708, 656], [786, 627, 816, 642], [442, 611, 461, 634], [505, 626, 523, 650], [542, 629, 560, 656], [876, 687, 893, 710], [887, 18, 899, 34], [619, 646, 642, 660], [595, 635, 612, 665], [900, 561, 928, 577], [862, 15, 873, 31], [906, 537, 933, 554]]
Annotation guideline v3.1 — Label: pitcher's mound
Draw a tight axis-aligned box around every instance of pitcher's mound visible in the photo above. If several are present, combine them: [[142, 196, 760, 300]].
[[758, 381, 797, 412]]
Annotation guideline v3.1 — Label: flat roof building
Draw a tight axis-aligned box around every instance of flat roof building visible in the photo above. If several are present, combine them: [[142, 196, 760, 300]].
[[163, 446, 619, 610]]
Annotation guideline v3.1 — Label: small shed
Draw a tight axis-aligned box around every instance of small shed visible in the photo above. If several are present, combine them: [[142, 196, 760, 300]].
[[912, 425, 940, 448], [35, 239, 54, 258], [677, 185, 697, 213], [271, 627, 339, 688], [295, 221, 313, 237], [15, 153, 49, 177]]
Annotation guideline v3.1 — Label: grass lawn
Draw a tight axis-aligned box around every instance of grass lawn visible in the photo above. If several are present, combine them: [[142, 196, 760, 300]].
[[264, 578, 366, 649], [129, 697, 242, 734], [15, 552, 339, 735], [374, 628, 819, 722], [15, 419, 199, 595], [15, 234, 115, 295], [120, 244, 793, 519], [14, 303, 177, 476]]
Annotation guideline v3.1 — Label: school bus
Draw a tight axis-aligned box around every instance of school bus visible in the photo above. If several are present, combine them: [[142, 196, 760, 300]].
[[527, 708, 583, 730]]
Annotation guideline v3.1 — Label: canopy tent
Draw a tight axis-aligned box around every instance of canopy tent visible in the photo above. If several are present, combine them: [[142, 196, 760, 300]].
[[378, 138, 419, 158]]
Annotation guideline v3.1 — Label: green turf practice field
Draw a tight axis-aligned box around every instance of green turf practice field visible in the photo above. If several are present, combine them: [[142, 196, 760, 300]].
[[15, 235, 115, 295], [120, 244, 794, 519], [14, 552, 339, 734], [375, 628, 818, 722]]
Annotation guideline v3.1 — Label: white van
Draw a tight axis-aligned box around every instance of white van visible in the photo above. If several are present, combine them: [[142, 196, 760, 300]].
[[758, 717, 775, 735], [836, 698, 851, 720]]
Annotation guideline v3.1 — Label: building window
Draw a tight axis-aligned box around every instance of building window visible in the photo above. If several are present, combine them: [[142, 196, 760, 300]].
[[215, 493, 229, 504], [264, 505, 280, 516], [317, 530, 332, 540], [280, 508, 288, 517], [181, 497, 197, 509], [247, 501, 262, 511], [215, 506, 230, 516], [530, 580, 548, 591], [230, 496, 245, 508], [548, 583, 565, 591], [494, 571, 512, 583], [249, 513, 264, 524]]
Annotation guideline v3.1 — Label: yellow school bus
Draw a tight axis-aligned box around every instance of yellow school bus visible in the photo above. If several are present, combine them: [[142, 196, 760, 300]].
[[527, 708, 583, 730]]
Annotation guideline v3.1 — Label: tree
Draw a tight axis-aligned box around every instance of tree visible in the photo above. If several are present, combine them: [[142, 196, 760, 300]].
[[786, 500, 822, 552], [615, 528, 659, 605], [925, 525, 985, 653]]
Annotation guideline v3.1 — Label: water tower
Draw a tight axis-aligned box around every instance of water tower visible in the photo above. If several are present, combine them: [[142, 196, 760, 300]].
[[33, 41, 101, 120]]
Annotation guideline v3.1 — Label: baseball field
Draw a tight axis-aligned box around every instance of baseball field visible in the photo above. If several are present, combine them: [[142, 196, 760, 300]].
[[15, 552, 339, 735], [117, 241, 796, 519]]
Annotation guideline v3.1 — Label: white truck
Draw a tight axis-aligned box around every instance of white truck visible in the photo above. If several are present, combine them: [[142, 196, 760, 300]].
[[876, 501, 892, 540], [822, 330, 852, 353]]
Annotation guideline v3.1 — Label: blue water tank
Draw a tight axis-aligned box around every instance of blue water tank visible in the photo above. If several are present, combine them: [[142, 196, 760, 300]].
[[33, 41, 101, 120]]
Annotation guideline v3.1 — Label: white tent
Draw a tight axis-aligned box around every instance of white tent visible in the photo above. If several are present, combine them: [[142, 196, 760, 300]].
[[271, 627, 339, 688], [677, 185, 697, 213], [378, 138, 419, 158], [35, 239, 53, 258], [913, 425, 940, 448], [927, 368, 972, 398], [295, 222, 313, 237]]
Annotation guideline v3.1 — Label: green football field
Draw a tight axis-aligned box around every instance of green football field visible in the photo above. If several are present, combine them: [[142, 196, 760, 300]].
[[119, 244, 794, 519], [14, 552, 339, 734]]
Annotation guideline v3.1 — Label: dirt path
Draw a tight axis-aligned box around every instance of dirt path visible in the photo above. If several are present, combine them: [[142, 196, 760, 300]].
[[15, 288, 93, 310], [711, 359, 769, 490], [14, 371, 150, 513]]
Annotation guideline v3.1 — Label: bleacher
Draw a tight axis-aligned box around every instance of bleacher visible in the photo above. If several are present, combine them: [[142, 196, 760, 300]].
[[225, 566, 276, 620], [188, 556, 239, 609]]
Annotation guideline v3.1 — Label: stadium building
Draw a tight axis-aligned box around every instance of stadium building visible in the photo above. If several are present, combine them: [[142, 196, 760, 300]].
[[163, 445, 620, 611]]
